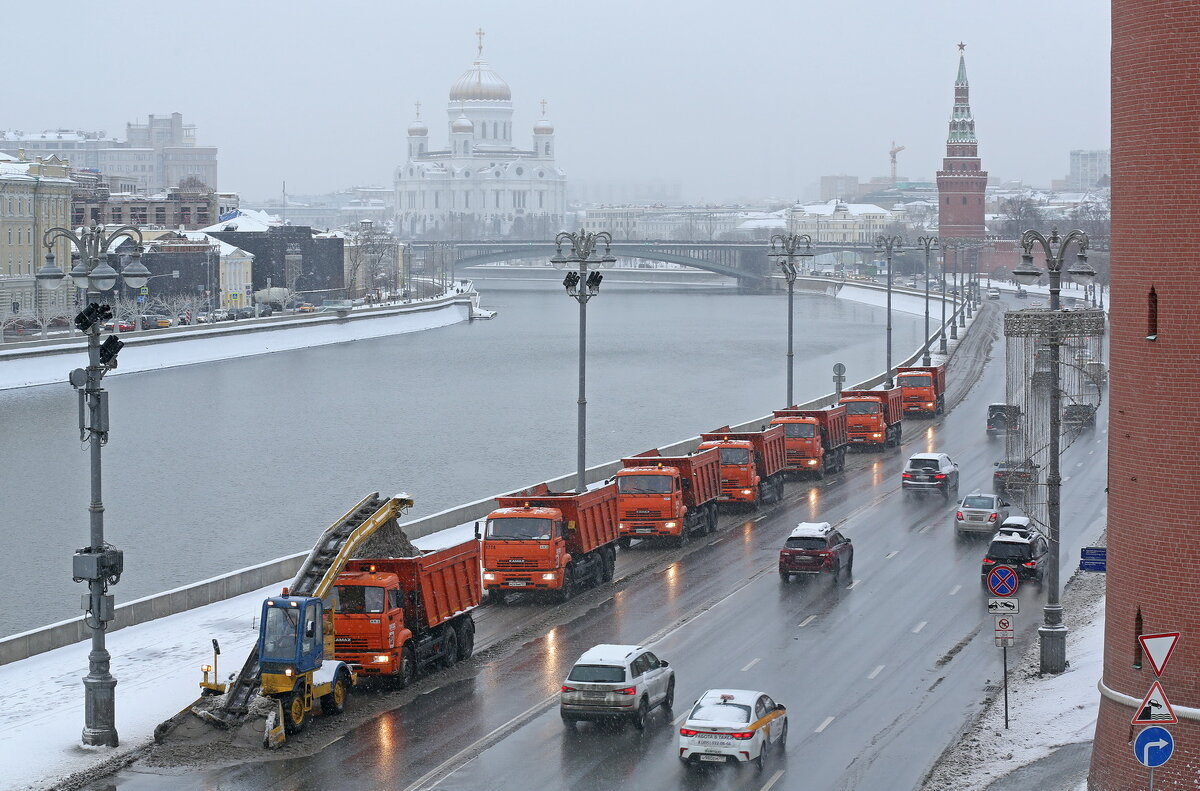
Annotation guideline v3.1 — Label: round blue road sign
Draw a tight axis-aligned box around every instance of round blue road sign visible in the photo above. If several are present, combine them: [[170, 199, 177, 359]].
[[1134, 726, 1174, 768], [987, 565, 1019, 597]]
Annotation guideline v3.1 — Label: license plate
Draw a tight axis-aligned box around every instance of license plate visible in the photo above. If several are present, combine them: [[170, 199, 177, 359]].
[[507, 580, 527, 587], [699, 755, 725, 762], [582, 691, 608, 700], [636, 528, 652, 533]]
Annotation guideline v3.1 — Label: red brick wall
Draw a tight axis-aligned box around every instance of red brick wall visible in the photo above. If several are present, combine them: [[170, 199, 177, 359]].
[[1090, 2, 1200, 787]]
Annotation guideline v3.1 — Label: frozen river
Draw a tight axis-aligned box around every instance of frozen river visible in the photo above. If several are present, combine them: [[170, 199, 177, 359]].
[[1, 283, 925, 636]]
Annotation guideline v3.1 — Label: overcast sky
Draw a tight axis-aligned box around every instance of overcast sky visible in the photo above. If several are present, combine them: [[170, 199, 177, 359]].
[[6, 0, 1109, 203]]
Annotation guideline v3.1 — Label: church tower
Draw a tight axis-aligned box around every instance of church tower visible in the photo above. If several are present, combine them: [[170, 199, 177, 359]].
[[936, 44, 987, 240]]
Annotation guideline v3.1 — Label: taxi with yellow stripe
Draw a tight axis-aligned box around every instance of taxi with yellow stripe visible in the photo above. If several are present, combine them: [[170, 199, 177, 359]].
[[678, 688, 787, 769]]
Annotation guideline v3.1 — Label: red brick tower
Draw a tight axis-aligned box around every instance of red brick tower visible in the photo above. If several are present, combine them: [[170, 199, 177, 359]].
[[1090, 3, 1200, 788], [936, 44, 987, 240]]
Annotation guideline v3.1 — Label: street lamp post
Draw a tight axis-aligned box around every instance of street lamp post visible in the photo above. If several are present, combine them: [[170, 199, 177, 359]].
[[769, 233, 814, 405], [875, 235, 904, 388], [551, 230, 615, 494], [1011, 226, 1095, 675], [915, 236, 938, 365], [37, 219, 149, 747], [937, 249, 949, 353]]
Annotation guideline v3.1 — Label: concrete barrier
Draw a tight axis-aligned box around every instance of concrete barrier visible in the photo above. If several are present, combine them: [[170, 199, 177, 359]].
[[0, 295, 969, 664]]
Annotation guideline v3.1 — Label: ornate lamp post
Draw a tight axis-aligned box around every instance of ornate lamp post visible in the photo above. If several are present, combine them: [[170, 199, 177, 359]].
[[1011, 226, 1095, 674], [38, 220, 149, 747], [875, 235, 904, 388], [768, 233, 814, 405], [915, 236, 938, 365], [551, 230, 615, 494]]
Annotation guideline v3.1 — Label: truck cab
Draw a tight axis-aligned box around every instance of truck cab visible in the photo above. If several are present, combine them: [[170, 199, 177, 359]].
[[481, 506, 567, 593], [770, 415, 823, 472], [333, 568, 407, 676], [842, 397, 885, 442], [895, 365, 946, 416], [615, 466, 684, 539], [697, 439, 759, 503]]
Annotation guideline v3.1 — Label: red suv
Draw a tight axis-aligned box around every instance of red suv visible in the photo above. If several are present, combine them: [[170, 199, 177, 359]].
[[779, 522, 853, 583]]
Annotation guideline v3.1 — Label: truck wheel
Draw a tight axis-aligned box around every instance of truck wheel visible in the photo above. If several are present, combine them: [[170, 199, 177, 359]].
[[442, 629, 459, 669], [779, 571, 791, 583], [616, 536, 631, 550], [398, 645, 416, 688], [601, 548, 616, 582], [815, 464, 826, 480], [775, 478, 785, 501], [321, 669, 349, 716], [706, 507, 718, 534], [557, 568, 575, 603], [456, 618, 476, 661], [490, 588, 507, 605], [283, 688, 308, 734]]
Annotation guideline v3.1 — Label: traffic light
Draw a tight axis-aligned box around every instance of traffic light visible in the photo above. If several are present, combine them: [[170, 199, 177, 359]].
[[75, 302, 113, 332], [98, 335, 124, 367]]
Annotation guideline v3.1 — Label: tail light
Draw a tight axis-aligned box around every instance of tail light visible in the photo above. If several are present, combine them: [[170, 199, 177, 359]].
[[730, 731, 755, 740], [933, 474, 946, 480], [956, 511, 964, 520], [680, 728, 699, 737], [988, 512, 999, 522], [615, 687, 637, 696], [982, 558, 995, 565], [561, 685, 576, 693], [1022, 561, 1038, 568], [902, 473, 912, 479]]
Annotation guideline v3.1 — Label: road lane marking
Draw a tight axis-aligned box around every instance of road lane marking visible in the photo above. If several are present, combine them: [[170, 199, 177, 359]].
[[755, 515, 768, 522], [708, 539, 721, 546], [798, 615, 817, 628], [847, 579, 860, 590], [1076, 462, 1083, 467], [760, 769, 786, 791], [868, 664, 885, 679], [815, 716, 835, 733], [918, 523, 932, 534], [1063, 476, 1071, 482], [949, 585, 962, 596], [741, 658, 761, 672], [912, 621, 928, 634], [1088, 450, 1094, 455], [885, 551, 898, 559]]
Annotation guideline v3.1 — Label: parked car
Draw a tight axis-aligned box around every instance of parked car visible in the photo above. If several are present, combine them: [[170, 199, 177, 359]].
[[678, 689, 787, 770], [955, 492, 1011, 539], [102, 318, 135, 332], [229, 307, 257, 320], [210, 309, 231, 321], [901, 452, 960, 498], [297, 302, 317, 313], [139, 314, 172, 330], [778, 521, 853, 582], [981, 523, 1048, 587], [559, 644, 674, 729], [993, 460, 1040, 495]]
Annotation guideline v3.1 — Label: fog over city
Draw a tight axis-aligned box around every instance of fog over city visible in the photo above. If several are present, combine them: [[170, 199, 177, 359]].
[[4, 0, 1109, 201]]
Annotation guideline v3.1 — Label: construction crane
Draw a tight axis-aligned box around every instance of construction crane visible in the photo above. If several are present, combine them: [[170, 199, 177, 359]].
[[890, 141, 906, 186]]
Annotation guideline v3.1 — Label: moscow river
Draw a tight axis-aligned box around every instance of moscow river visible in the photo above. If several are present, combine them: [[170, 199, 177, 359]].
[[0, 282, 926, 636]]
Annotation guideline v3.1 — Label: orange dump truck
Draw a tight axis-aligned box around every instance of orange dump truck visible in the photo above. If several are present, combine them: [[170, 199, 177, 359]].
[[615, 448, 721, 546], [770, 405, 849, 479], [840, 388, 904, 449], [698, 425, 788, 506], [481, 482, 619, 603], [896, 365, 947, 416], [332, 540, 481, 686]]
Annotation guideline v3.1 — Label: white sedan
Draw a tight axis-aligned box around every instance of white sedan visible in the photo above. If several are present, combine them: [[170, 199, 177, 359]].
[[678, 689, 787, 770]]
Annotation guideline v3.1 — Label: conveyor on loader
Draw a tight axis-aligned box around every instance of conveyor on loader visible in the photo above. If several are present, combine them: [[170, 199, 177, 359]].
[[173, 492, 413, 737]]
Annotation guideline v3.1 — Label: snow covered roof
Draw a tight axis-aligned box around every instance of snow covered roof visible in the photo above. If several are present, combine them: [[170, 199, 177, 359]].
[[198, 208, 281, 235], [793, 199, 892, 218]]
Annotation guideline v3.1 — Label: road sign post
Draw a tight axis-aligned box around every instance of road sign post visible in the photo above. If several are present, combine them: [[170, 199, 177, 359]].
[[833, 362, 846, 398], [988, 598, 1019, 614], [1134, 725, 1174, 790], [993, 614, 1016, 728], [987, 566, 1019, 597], [1079, 546, 1107, 573]]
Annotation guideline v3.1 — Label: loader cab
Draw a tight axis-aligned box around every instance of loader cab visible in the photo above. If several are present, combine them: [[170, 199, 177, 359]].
[[259, 595, 324, 682]]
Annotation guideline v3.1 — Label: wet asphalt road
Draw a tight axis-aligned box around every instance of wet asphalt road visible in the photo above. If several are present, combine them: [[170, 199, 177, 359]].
[[86, 298, 1110, 791]]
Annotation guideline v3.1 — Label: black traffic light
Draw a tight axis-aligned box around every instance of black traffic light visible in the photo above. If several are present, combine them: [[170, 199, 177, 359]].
[[98, 335, 124, 367], [75, 302, 113, 332]]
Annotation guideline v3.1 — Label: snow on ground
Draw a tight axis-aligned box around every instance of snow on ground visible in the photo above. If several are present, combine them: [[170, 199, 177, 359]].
[[923, 563, 1105, 791]]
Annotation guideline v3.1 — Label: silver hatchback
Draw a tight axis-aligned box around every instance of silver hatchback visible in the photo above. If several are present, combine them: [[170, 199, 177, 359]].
[[954, 492, 1011, 538]]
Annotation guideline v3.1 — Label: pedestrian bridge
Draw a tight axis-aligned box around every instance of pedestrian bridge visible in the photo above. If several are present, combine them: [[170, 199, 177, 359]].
[[410, 240, 877, 290]]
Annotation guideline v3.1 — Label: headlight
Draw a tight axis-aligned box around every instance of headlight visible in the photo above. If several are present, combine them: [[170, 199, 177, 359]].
[[372, 655, 390, 664], [618, 522, 625, 530], [542, 572, 557, 581], [483, 572, 496, 581], [871, 433, 883, 438], [284, 667, 294, 677], [806, 459, 818, 466], [201, 664, 211, 673], [663, 521, 677, 529], [925, 402, 934, 408], [741, 489, 753, 495]]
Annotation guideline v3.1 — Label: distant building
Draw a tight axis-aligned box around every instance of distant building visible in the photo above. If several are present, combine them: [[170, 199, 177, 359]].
[[208, 220, 345, 300], [0, 112, 217, 193], [0, 152, 75, 326], [1066, 149, 1110, 191], [820, 175, 861, 202], [787, 199, 893, 245], [72, 177, 219, 230], [394, 34, 567, 240]]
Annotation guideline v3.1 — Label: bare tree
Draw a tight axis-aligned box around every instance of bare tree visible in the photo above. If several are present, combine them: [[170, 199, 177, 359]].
[[998, 196, 1045, 239]]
